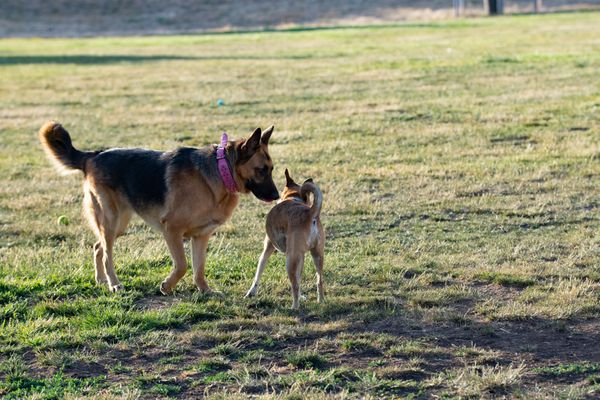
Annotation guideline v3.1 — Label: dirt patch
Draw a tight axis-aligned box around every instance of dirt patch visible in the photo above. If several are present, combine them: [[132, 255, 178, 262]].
[[65, 360, 108, 378], [135, 295, 179, 311], [368, 309, 600, 371], [1, 0, 599, 38]]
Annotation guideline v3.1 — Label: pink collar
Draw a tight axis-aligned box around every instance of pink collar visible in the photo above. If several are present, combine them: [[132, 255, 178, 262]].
[[216, 132, 238, 193]]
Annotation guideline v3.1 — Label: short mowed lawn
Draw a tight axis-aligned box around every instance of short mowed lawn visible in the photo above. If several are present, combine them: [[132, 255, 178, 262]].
[[1, 11, 599, 399]]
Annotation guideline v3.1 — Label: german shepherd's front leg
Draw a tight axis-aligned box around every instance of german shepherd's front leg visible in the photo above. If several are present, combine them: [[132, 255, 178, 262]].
[[160, 230, 188, 295], [191, 234, 213, 293]]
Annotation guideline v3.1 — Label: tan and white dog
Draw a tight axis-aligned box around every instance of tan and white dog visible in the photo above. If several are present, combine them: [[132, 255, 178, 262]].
[[245, 169, 324, 309]]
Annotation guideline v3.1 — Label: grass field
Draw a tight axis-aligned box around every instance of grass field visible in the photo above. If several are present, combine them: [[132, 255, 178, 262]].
[[1, 11, 600, 399]]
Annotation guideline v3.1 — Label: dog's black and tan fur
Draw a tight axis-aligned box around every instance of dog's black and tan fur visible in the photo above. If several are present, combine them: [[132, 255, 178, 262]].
[[245, 169, 324, 309], [39, 121, 279, 294]]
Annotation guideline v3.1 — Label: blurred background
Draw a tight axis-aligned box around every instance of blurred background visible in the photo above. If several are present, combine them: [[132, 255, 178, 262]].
[[2, 0, 600, 37]]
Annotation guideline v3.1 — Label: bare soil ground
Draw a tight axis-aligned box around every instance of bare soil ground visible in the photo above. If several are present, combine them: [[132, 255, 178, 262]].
[[1, 0, 599, 37]]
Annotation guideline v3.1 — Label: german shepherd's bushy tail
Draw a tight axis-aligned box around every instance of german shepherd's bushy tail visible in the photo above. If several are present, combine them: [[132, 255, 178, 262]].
[[39, 121, 95, 174], [300, 181, 323, 220]]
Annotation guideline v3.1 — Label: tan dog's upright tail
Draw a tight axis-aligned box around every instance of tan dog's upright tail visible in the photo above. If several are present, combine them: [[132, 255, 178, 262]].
[[300, 181, 322, 220], [39, 121, 93, 174]]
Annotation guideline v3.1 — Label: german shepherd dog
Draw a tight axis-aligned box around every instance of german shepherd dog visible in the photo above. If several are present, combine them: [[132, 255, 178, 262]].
[[245, 169, 324, 309], [39, 121, 279, 294]]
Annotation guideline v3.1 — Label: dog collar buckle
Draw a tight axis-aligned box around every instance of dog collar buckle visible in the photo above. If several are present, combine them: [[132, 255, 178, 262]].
[[217, 132, 238, 193]]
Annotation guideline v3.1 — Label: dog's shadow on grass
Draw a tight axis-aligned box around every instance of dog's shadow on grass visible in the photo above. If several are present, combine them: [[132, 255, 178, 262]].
[[232, 292, 600, 369], [109, 270, 600, 377]]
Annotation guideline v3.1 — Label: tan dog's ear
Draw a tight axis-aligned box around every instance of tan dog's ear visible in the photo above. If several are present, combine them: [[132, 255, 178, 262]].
[[303, 178, 313, 184], [239, 127, 262, 160], [261, 125, 274, 145], [284, 169, 297, 187]]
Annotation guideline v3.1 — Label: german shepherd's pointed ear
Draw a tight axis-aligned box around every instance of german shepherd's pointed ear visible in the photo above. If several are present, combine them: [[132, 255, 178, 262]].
[[284, 168, 297, 187], [303, 178, 313, 184], [261, 125, 274, 145], [239, 127, 262, 161]]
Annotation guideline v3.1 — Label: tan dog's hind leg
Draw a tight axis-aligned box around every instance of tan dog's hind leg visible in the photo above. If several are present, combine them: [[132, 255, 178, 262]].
[[191, 234, 212, 293], [311, 247, 325, 303], [160, 229, 187, 295], [286, 253, 303, 310], [245, 236, 275, 298]]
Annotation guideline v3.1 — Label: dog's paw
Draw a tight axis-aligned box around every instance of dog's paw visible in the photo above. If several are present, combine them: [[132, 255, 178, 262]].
[[159, 282, 173, 296], [109, 284, 124, 292], [244, 287, 257, 298]]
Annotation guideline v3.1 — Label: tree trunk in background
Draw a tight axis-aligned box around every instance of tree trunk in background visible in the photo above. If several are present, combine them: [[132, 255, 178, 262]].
[[488, 0, 504, 15], [534, 0, 543, 12]]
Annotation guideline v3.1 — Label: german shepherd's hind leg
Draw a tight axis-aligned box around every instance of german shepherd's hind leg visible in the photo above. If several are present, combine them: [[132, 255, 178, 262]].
[[101, 233, 124, 292], [84, 183, 126, 290], [245, 236, 276, 298], [102, 210, 132, 291], [99, 209, 127, 292], [93, 241, 107, 285], [311, 246, 325, 303], [160, 229, 188, 295], [191, 234, 214, 293], [84, 187, 108, 286], [84, 182, 128, 292], [286, 253, 304, 310]]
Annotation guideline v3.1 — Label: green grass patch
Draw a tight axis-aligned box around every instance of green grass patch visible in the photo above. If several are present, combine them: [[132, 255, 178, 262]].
[[0, 370, 105, 400], [285, 349, 328, 370], [534, 362, 600, 377], [195, 357, 231, 373], [475, 272, 536, 288]]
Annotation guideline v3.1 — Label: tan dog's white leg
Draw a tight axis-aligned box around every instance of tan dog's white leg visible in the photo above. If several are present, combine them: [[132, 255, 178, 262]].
[[160, 230, 187, 295], [311, 247, 324, 303], [191, 234, 212, 293], [286, 254, 303, 310], [93, 241, 107, 285], [245, 236, 275, 298]]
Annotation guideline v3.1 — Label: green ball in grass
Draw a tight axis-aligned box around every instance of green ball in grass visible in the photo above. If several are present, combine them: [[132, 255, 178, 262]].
[[57, 215, 70, 226]]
